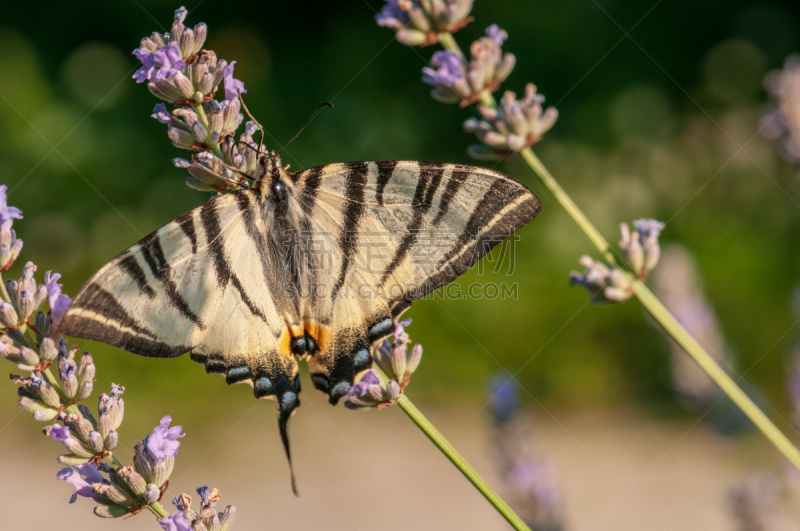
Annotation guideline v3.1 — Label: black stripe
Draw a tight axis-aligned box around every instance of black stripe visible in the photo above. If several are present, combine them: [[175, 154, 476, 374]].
[[201, 200, 232, 289], [117, 254, 156, 299], [333, 161, 368, 298], [176, 211, 198, 255], [202, 196, 268, 322], [139, 233, 206, 328], [432, 167, 469, 226], [300, 165, 322, 216], [375, 160, 398, 206], [379, 163, 445, 286]]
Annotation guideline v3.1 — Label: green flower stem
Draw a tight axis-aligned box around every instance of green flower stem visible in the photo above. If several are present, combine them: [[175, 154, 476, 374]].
[[147, 501, 170, 519], [435, 28, 800, 472], [396, 394, 532, 531], [521, 149, 800, 471], [520, 149, 616, 264], [632, 281, 800, 469], [437, 32, 464, 59]]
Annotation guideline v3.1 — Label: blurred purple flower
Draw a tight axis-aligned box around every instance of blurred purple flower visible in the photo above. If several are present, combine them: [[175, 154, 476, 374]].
[[159, 511, 192, 531], [487, 374, 518, 424], [148, 415, 185, 460], [45, 271, 72, 329], [0, 185, 22, 233], [485, 24, 507, 47], [423, 51, 465, 87], [223, 61, 246, 102], [50, 424, 70, 442]]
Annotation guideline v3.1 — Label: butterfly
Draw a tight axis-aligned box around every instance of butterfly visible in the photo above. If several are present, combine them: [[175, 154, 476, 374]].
[[59, 153, 541, 492]]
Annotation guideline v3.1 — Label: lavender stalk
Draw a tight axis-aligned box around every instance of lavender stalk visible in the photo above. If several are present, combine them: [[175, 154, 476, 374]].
[[376, 0, 800, 472]]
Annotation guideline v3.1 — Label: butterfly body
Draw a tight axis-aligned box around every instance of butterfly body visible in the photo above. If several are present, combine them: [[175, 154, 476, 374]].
[[60, 152, 541, 491]]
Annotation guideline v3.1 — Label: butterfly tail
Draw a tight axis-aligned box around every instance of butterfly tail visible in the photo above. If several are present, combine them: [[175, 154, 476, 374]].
[[278, 395, 300, 497]]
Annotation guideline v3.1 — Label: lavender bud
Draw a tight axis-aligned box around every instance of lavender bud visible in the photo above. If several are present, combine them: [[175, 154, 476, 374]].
[[219, 505, 236, 531], [104, 430, 118, 451], [144, 483, 161, 503], [406, 344, 423, 375], [390, 343, 407, 382], [19, 346, 40, 367], [118, 466, 148, 497], [0, 301, 19, 327], [94, 505, 129, 518], [75, 353, 95, 400], [93, 483, 137, 507], [87, 430, 105, 453], [39, 336, 57, 362], [569, 256, 633, 304], [30, 373, 61, 407], [97, 383, 125, 437]]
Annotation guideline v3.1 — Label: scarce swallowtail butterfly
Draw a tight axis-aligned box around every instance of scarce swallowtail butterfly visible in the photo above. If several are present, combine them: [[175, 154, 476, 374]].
[[59, 152, 541, 493]]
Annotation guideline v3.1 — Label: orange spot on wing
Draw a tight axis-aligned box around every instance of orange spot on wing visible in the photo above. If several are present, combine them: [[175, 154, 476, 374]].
[[303, 321, 330, 352], [277, 328, 293, 358]]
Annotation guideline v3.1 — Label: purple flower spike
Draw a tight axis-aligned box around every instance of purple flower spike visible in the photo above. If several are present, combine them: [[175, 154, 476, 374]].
[[423, 51, 464, 87], [0, 185, 23, 233], [223, 61, 247, 102], [56, 467, 94, 504], [133, 49, 156, 83], [50, 424, 70, 442], [159, 511, 192, 531], [148, 415, 185, 460], [45, 271, 72, 329], [154, 45, 187, 80]]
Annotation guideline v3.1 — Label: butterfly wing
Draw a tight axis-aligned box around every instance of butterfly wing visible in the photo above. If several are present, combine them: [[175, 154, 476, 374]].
[[292, 161, 541, 402], [60, 191, 302, 407]]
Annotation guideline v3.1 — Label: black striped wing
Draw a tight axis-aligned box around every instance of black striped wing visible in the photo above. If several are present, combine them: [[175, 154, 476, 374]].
[[292, 161, 542, 402], [60, 192, 302, 406]]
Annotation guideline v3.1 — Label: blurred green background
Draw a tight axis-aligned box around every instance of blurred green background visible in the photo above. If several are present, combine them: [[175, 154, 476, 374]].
[[2, 0, 800, 451]]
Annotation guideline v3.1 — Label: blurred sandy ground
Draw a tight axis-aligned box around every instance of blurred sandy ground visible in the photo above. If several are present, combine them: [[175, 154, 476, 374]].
[[4, 393, 800, 531]]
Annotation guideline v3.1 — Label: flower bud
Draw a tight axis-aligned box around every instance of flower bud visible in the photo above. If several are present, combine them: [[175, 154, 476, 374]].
[[0, 301, 19, 327], [144, 483, 161, 503], [94, 505, 129, 518], [118, 466, 148, 497], [219, 505, 236, 531]]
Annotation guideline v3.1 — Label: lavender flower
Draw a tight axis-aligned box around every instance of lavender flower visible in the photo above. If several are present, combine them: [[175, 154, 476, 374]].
[[133, 9, 227, 104], [345, 319, 422, 409], [57, 463, 102, 503], [651, 246, 734, 408], [486, 373, 565, 530], [423, 25, 515, 107], [569, 255, 633, 303], [487, 375, 518, 425], [0, 184, 23, 272], [619, 219, 665, 279], [44, 270, 72, 329], [761, 56, 800, 165], [148, 415, 185, 459], [168, 487, 237, 531], [464, 84, 557, 159], [223, 61, 246, 102], [160, 511, 193, 531], [422, 50, 471, 103], [376, 0, 474, 46]]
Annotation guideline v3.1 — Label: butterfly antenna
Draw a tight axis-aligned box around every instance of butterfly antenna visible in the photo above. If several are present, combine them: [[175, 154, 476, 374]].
[[278, 101, 333, 155], [238, 93, 267, 153]]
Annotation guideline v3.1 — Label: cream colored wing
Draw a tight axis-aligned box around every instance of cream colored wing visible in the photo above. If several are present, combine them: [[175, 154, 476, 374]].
[[291, 160, 541, 402]]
